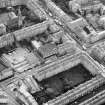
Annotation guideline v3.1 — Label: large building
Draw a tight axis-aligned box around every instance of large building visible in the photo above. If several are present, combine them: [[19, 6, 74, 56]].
[[0, 0, 105, 105]]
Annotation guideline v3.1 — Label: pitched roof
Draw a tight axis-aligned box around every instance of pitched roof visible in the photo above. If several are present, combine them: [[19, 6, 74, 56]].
[[38, 43, 58, 58]]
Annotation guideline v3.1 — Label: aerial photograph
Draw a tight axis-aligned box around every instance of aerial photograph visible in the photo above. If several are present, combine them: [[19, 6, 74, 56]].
[[0, 0, 105, 105]]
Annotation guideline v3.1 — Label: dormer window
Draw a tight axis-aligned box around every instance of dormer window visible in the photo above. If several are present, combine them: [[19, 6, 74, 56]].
[[83, 26, 90, 34]]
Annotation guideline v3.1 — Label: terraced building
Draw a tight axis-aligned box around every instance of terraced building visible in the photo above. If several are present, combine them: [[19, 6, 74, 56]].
[[0, 0, 105, 105]]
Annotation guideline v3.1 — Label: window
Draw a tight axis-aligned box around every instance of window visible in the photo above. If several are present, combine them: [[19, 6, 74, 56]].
[[83, 26, 90, 34]]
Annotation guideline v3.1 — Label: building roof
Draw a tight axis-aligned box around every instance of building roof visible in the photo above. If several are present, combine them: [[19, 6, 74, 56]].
[[38, 43, 58, 58]]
